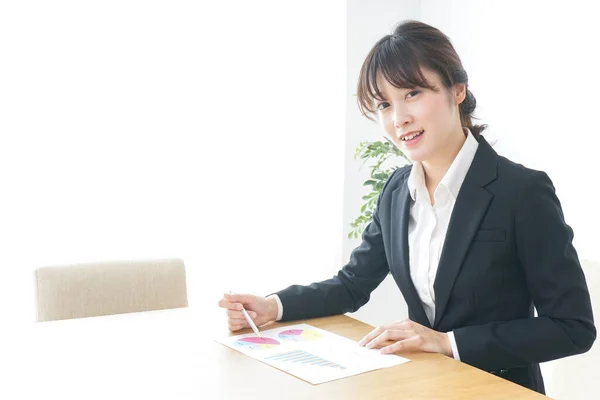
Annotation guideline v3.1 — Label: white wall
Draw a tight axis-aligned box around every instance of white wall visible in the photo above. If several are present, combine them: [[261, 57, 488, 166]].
[[0, 1, 347, 329]]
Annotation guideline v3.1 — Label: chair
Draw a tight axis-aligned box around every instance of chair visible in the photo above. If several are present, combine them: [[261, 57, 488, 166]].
[[541, 258, 600, 399], [34, 258, 188, 322]]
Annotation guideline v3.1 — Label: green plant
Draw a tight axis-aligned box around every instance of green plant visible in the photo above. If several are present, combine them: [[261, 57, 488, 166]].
[[348, 137, 412, 239]]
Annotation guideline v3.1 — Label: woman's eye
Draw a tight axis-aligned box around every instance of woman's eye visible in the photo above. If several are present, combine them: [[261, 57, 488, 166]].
[[376, 102, 390, 111], [406, 90, 420, 99]]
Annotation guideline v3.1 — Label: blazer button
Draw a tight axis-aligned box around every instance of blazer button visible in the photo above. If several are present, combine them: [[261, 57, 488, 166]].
[[500, 369, 508, 375]]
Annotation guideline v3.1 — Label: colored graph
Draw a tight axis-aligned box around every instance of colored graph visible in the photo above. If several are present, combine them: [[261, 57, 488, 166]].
[[234, 336, 280, 350], [265, 350, 346, 370], [278, 328, 322, 341]]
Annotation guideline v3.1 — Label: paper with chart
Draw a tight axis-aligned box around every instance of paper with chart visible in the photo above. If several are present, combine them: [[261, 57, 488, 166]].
[[215, 323, 410, 384]]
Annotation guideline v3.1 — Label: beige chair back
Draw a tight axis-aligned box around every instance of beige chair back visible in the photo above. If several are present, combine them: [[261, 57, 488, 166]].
[[34, 258, 188, 322]]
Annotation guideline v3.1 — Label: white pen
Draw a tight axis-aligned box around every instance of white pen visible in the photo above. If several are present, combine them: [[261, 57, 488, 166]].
[[229, 290, 262, 338]]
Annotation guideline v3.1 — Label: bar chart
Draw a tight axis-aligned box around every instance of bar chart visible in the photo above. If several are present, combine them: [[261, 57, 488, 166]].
[[265, 349, 346, 370]]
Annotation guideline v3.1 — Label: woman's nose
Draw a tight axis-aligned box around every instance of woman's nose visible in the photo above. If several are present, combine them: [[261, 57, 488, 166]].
[[393, 107, 412, 128]]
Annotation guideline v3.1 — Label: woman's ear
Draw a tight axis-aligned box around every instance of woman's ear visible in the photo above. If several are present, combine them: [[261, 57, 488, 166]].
[[454, 83, 467, 105]]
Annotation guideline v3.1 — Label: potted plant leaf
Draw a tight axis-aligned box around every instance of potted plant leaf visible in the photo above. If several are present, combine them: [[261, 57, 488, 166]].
[[349, 137, 412, 239]]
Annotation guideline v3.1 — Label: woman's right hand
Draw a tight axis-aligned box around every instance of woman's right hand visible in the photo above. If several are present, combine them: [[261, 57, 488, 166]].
[[217, 292, 279, 332]]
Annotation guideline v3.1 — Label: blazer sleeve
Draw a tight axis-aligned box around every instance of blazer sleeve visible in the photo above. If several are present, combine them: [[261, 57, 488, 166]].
[[273, 170, 401, 322], [453, 171, 596, 371]]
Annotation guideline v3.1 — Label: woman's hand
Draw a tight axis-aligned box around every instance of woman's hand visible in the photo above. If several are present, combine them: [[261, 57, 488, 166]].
[[217, 292, 279, 332], [358, 319, 453, 356]]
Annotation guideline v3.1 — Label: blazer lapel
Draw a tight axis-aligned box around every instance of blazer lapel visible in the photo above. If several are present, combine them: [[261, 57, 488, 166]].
[[390, 176, 431, 328], [432, 137, 498, 329]]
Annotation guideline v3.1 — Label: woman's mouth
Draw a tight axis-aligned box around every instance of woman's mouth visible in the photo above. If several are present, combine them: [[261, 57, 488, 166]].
[[400, 130, 424, 147]]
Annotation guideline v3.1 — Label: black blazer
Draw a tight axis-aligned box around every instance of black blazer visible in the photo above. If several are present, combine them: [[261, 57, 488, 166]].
[[275, 135, 596, 394]]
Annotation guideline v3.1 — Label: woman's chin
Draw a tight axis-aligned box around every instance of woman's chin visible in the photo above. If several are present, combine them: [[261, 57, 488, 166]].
[[400, 137, 429, 162], [404, 149, 428, 163]]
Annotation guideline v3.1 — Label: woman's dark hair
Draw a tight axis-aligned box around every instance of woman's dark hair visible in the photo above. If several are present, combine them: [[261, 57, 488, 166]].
[[356, 20, 487, 137]]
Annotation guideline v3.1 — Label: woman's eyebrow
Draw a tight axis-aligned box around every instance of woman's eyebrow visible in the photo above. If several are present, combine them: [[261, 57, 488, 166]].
[[372, 96, 387, 105]]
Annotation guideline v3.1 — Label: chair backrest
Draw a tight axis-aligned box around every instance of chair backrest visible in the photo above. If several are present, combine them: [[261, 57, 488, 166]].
[[34, 258, 188, 322]]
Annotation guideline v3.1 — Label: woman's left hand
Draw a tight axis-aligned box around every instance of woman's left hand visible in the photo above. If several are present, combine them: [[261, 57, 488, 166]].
[[358, 319, 453, 356]]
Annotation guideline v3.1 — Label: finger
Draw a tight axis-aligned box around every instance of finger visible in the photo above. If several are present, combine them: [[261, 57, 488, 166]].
[[224, 293, 255, 305], [228, 323, 247, 332], [228, 318, 249, 329], [218, 298, 244, 311], [366, 329, 412, 349], [365, 330, 393, 349], [380, 335, 420, 354], [398, 319, 413, 328], [358, 326, 385, 347], [226, 309, 257, 319], [226, 309, 243, 319]]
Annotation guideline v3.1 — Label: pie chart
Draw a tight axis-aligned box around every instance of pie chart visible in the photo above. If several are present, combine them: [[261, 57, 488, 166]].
[[234, 336, 280, 350], [278, 329, 322, 341]]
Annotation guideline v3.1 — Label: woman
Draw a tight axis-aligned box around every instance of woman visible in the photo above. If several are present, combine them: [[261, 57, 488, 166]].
[[217, 20, 595, 394]]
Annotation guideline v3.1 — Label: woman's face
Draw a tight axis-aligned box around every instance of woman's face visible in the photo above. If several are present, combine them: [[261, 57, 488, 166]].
[[374, 67, 465, 163]]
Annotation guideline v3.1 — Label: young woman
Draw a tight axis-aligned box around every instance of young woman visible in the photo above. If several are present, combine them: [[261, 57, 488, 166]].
[[217, 20, 595, 394]]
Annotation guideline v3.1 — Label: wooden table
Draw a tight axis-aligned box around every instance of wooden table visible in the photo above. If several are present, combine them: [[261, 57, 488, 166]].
[[13, 307, 547, 399]]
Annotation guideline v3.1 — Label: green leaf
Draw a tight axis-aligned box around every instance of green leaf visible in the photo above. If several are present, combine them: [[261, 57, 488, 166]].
[[350, 138, 412, 238]]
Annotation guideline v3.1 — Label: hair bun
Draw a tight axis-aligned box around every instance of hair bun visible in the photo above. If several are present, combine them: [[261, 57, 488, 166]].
[[460, 89, 477, 115]]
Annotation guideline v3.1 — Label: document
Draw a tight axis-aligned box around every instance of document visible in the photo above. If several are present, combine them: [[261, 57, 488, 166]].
[[215, 323, 410, 384]]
